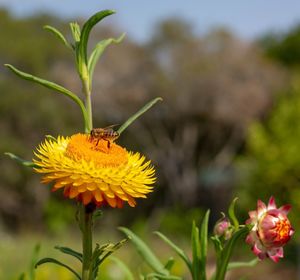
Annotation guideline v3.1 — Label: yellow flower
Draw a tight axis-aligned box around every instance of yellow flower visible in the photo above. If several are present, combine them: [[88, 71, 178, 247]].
[[33, 134, 156, 208]]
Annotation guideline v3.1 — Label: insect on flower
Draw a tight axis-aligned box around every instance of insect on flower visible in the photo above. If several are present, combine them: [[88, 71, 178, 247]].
[[90, 125, 120, 148]]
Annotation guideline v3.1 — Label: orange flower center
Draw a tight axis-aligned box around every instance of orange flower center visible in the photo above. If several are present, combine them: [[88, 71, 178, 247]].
[[65, 133, 128, 167], [275, 219, 291, 241]]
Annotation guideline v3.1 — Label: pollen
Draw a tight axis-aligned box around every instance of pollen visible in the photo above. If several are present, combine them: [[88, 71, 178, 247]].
[[275, 220, 291, 240], [65, 134, 128, 167], [33, 134, 156, 208]]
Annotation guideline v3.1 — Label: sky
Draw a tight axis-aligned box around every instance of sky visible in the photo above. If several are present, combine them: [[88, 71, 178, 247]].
[[0, 0, 300, 42]]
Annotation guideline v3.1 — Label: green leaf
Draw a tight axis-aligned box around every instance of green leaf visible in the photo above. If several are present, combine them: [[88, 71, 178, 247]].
[[91, 240, 128, 279], [228, 198, 239, 230], [118, 97, 163, 135], [78, 10, 115, 67], [191, 221, 200, 280], [109, 256, 135, 280], [145, 273, 182, 280], [90, 243, 106, 279], [199, 210, 210, 280], [119, 227, 169, 275], [29, 244, 41, 280], [70, 22, 81, 43], [70, 22, 81, 51], [35, 257, 81, 280], [214, 226, 250, 280], [210, 236, 223, 256], [154, 231, 192, 273], [54, 246, 83, 262], [88, 33, 125, 86], [43, 25, 71, 49], [92, 209, 103, 222], [4, 64, 89, 131], [227, 258, 258, 270], [4, 152, 36, 168], [97, 239, 128, 266], [164, 257, 175, 271]]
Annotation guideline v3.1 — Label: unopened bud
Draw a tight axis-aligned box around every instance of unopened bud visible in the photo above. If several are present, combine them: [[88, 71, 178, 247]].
[[214, 217, 231, 239]]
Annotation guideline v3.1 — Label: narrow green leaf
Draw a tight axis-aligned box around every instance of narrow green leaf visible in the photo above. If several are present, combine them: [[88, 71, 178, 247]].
[[191, 221, 200, 280], [118, 97, 163, 135], [227, 258, 258, 270], [90, 243, 104, 279], [29, 244, 41, 280], [79, 10, 115, 65], [4, 64, 89, 131], [97, 239, 128, 266], [70, 22, 81, 43], [119, 227, 169, 275], [91, 240, 128, 279], [199, 210, 210, 280], [214, 227, 250, 280], [88, 33, 125, 84], [43, 25, 71, 49], [145, 273, 182, 280], [35, 258, 81, 280], [228, 198, 239, 230], [210, 236, 223, 256], [92, 209, 103, 222], [154, 231, 192, 274], [5, 152, 36, 168], [109, 256, 135, 280], [164, 257, 175, 271], [54, 246, 83, 262], [70, 22, 81, 51]]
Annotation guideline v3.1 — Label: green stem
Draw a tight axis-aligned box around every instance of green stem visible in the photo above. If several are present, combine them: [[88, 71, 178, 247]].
[[83, 78, 93, 133], [85, 93, 93, 133], [80, 204, 94, 280], [214, 227, 249, 280]]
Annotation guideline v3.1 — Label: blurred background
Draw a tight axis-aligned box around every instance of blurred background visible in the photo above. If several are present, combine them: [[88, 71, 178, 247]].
[[1, 0, 300, 279]]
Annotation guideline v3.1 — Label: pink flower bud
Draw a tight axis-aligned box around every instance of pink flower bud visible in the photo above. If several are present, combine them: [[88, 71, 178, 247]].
[[214, 217, 231, 239], [245, 197, 294, 262]]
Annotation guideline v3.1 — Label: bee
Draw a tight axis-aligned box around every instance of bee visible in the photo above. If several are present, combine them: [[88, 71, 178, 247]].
[[90, 125, 119, 148]]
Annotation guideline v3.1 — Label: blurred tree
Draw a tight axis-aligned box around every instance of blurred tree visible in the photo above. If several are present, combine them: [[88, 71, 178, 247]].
[[236, 74, 300, 229], [0, 10, 79, 232], [259, 24, 300, 67], [137, 19, 284, 213]]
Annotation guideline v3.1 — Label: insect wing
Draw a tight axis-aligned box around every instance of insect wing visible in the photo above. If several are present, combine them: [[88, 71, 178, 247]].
[[102, 124, 119, 130]]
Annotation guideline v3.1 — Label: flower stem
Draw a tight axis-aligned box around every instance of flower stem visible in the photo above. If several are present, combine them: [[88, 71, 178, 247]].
[[85, 92, 93, 133], [214, 227, 249, 280], [83, 79, 93, 133], [81, 204, 95, 280]]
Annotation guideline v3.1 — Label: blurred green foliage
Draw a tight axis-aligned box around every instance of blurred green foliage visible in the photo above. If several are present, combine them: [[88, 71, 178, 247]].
[[260, 25, 300, 67], [238, 25, 300, 232], [43, 197, 74, 234], [0, 10, 83, 232], [237, 75, 300, 228]]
